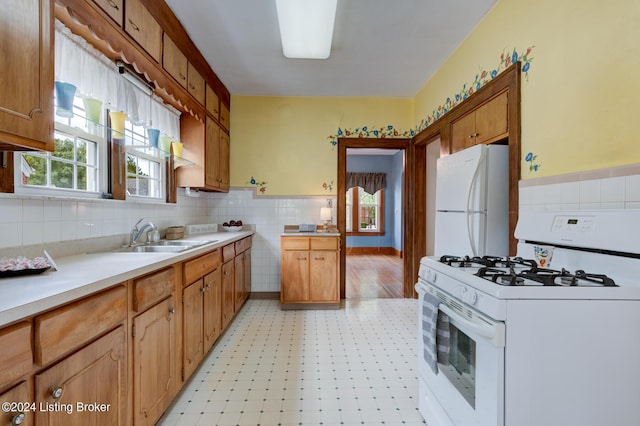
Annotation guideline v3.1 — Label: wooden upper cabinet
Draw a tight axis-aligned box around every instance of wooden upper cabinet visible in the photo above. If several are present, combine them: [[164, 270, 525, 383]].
[[163, 33, 187, 89], [0, 0, 54, 151], [92, 0, 123, 26], [205, 117, 221, 188], [187, 62, 205, 105], [218, 130, 230, 190], [475, 91, 509, 145], [206, 85, 220, 119], [451, 91, 509, 153], [125, 0, 162, 62], [220, 103, 230, 131]]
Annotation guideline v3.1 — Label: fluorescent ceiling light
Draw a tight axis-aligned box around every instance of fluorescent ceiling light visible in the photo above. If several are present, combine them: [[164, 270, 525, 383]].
[[275, 0, 338, 59]]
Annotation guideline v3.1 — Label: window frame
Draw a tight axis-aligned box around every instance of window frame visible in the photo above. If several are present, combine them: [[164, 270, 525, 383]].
[[346, 186, 385, 236], [14, 99, 108, 199], [121, 119, 166, 202]]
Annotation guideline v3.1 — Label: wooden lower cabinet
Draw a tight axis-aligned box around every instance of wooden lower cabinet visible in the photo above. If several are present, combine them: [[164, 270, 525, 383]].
[[280, 236, 340, 307], [182, 280, 205, 381], [35, 326, 127, 426], [221, 259, 235, 330], [0, 381, 32, 426], [203, 269, 222, 352], [132, 296, 176, 426]]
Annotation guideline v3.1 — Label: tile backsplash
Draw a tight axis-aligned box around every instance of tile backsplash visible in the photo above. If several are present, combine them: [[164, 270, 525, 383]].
[[519, 165, 640, 211], [0, 188, 335, 293]]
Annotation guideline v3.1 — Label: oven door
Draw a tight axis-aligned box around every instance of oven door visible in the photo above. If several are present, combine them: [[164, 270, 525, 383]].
[[416, 280, 505, 426]]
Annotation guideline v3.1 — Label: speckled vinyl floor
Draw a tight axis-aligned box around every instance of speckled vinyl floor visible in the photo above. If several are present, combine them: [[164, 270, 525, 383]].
[[157, 298, 426, 426]]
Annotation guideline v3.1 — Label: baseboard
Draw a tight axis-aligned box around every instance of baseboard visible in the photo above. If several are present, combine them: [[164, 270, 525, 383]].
[[249, 291, 280, 300], [346, 247, 402, 257]]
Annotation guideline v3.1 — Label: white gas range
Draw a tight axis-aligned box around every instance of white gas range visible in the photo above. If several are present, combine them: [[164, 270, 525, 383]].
[[415, 209, 640, 426]]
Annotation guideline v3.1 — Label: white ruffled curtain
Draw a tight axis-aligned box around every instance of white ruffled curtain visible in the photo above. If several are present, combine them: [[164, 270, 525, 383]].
[[54, 20, 180, 139]]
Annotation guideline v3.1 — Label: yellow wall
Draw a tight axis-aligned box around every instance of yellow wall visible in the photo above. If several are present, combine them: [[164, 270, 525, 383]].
[[414, 0, 640, 178], [230, 96, 412, 195]]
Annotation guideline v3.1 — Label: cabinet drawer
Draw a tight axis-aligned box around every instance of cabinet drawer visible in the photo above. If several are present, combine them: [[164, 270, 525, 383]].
[[134, 267, 175, 312], [310, 237, 338, 250], [222, 243, 235, 263], [281, 237, 309, 250], [184, 251, 220, 285], [234, 236, 252, 254], [0, 322, 32, 389], [34, 286, 127, 366]]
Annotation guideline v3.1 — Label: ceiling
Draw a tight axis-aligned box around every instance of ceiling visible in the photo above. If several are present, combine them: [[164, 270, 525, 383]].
[[165, 0, 497, 98]]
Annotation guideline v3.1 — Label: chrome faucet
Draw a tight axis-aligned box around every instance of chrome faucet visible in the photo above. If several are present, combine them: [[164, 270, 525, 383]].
[[129, 218, 158, 246]]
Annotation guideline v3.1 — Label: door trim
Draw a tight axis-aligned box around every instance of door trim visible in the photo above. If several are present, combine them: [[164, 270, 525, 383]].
[[337, 138, 414, 298]]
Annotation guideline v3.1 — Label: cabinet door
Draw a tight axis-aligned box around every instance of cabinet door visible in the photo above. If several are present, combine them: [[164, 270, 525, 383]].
[[205, 85, 220, 119], [35, 326, 126, 426], [219, 103, 230, 131], [450, 112, 476, 153], [205, 117, 220, 188], [221, 260, 235, 330], [93, 0, 123, 26], [244, 249, 251, 300], [309, 250, 338, 302], [1, 381, 32, 426], [234, 253, 245, 312], [133, 297, 176, 426], [163, 34, 187, 89], [281, 251, 310, 302], [218, 130, 230, 190], [125, 0, 161, 62], [187, 62, 205, 105], [182, 280, 204, 381], [474, 91, 508, 145], [203, 268, 222, 352], [0, 0, 54, 151]]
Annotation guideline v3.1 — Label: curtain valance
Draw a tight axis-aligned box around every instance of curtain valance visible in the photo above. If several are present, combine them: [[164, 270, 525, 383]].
[[346, 172, 386, 194]]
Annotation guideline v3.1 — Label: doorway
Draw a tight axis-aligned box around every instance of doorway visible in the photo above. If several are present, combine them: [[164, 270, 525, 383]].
[[337, 138, 413, 299]]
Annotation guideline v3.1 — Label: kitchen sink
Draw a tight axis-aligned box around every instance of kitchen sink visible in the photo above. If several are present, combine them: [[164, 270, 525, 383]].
[[110, 240, 216, 253]]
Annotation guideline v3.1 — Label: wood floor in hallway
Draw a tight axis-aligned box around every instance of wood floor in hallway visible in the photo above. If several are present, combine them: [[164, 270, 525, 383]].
[[345, 254, 404, 298]]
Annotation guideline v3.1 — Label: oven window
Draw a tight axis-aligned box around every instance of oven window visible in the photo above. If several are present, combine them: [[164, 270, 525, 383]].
[[440, 323, 476, 408]]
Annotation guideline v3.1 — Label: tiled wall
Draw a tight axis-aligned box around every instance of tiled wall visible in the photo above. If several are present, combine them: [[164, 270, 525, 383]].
[[207, 189, 336, 292], [0, 188, 335, 293], [519, 165, 640, 211]]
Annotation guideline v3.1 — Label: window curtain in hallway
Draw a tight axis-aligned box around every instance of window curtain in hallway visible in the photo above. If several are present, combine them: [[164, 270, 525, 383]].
[[346, 172, 386, 194]]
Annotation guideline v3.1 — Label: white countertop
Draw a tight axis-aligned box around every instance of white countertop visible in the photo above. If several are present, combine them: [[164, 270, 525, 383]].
[[0, 230, 254, 327]]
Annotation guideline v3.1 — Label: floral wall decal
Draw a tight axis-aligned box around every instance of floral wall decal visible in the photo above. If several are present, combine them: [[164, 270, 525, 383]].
[[246, 176, 268, 194], [525, 152, 541, 172], [322, 180, 334, 192], [416, 46, 535, 132], [327, 125, 415, 148]]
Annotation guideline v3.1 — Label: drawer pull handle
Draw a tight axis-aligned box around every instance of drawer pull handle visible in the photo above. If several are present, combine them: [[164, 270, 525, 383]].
[[51, 386, 63, 400], [128, 19, 140, 31], [169, 307, 176, 315], [315, 257, 325, 260], [107, 0, 119, 10], [11, 412, 25, 425]]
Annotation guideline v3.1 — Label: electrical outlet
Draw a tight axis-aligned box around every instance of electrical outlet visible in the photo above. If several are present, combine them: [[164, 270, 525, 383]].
[[326, 199, 333, 208]]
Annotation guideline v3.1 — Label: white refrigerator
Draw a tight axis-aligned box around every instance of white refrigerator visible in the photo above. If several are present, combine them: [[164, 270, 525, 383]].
[[434, 144, 509, 257]]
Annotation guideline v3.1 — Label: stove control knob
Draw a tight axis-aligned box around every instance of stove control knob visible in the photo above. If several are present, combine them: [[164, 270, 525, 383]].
[[454, 286, 466, 299], [462, 289, 477, 306]]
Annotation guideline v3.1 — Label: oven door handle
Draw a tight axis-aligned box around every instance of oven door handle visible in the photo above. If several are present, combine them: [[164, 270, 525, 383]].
[[439, 304, 502, 343]]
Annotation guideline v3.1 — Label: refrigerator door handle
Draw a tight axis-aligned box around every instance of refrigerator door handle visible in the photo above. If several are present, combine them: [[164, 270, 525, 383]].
[[466, 150, 486, 256]]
